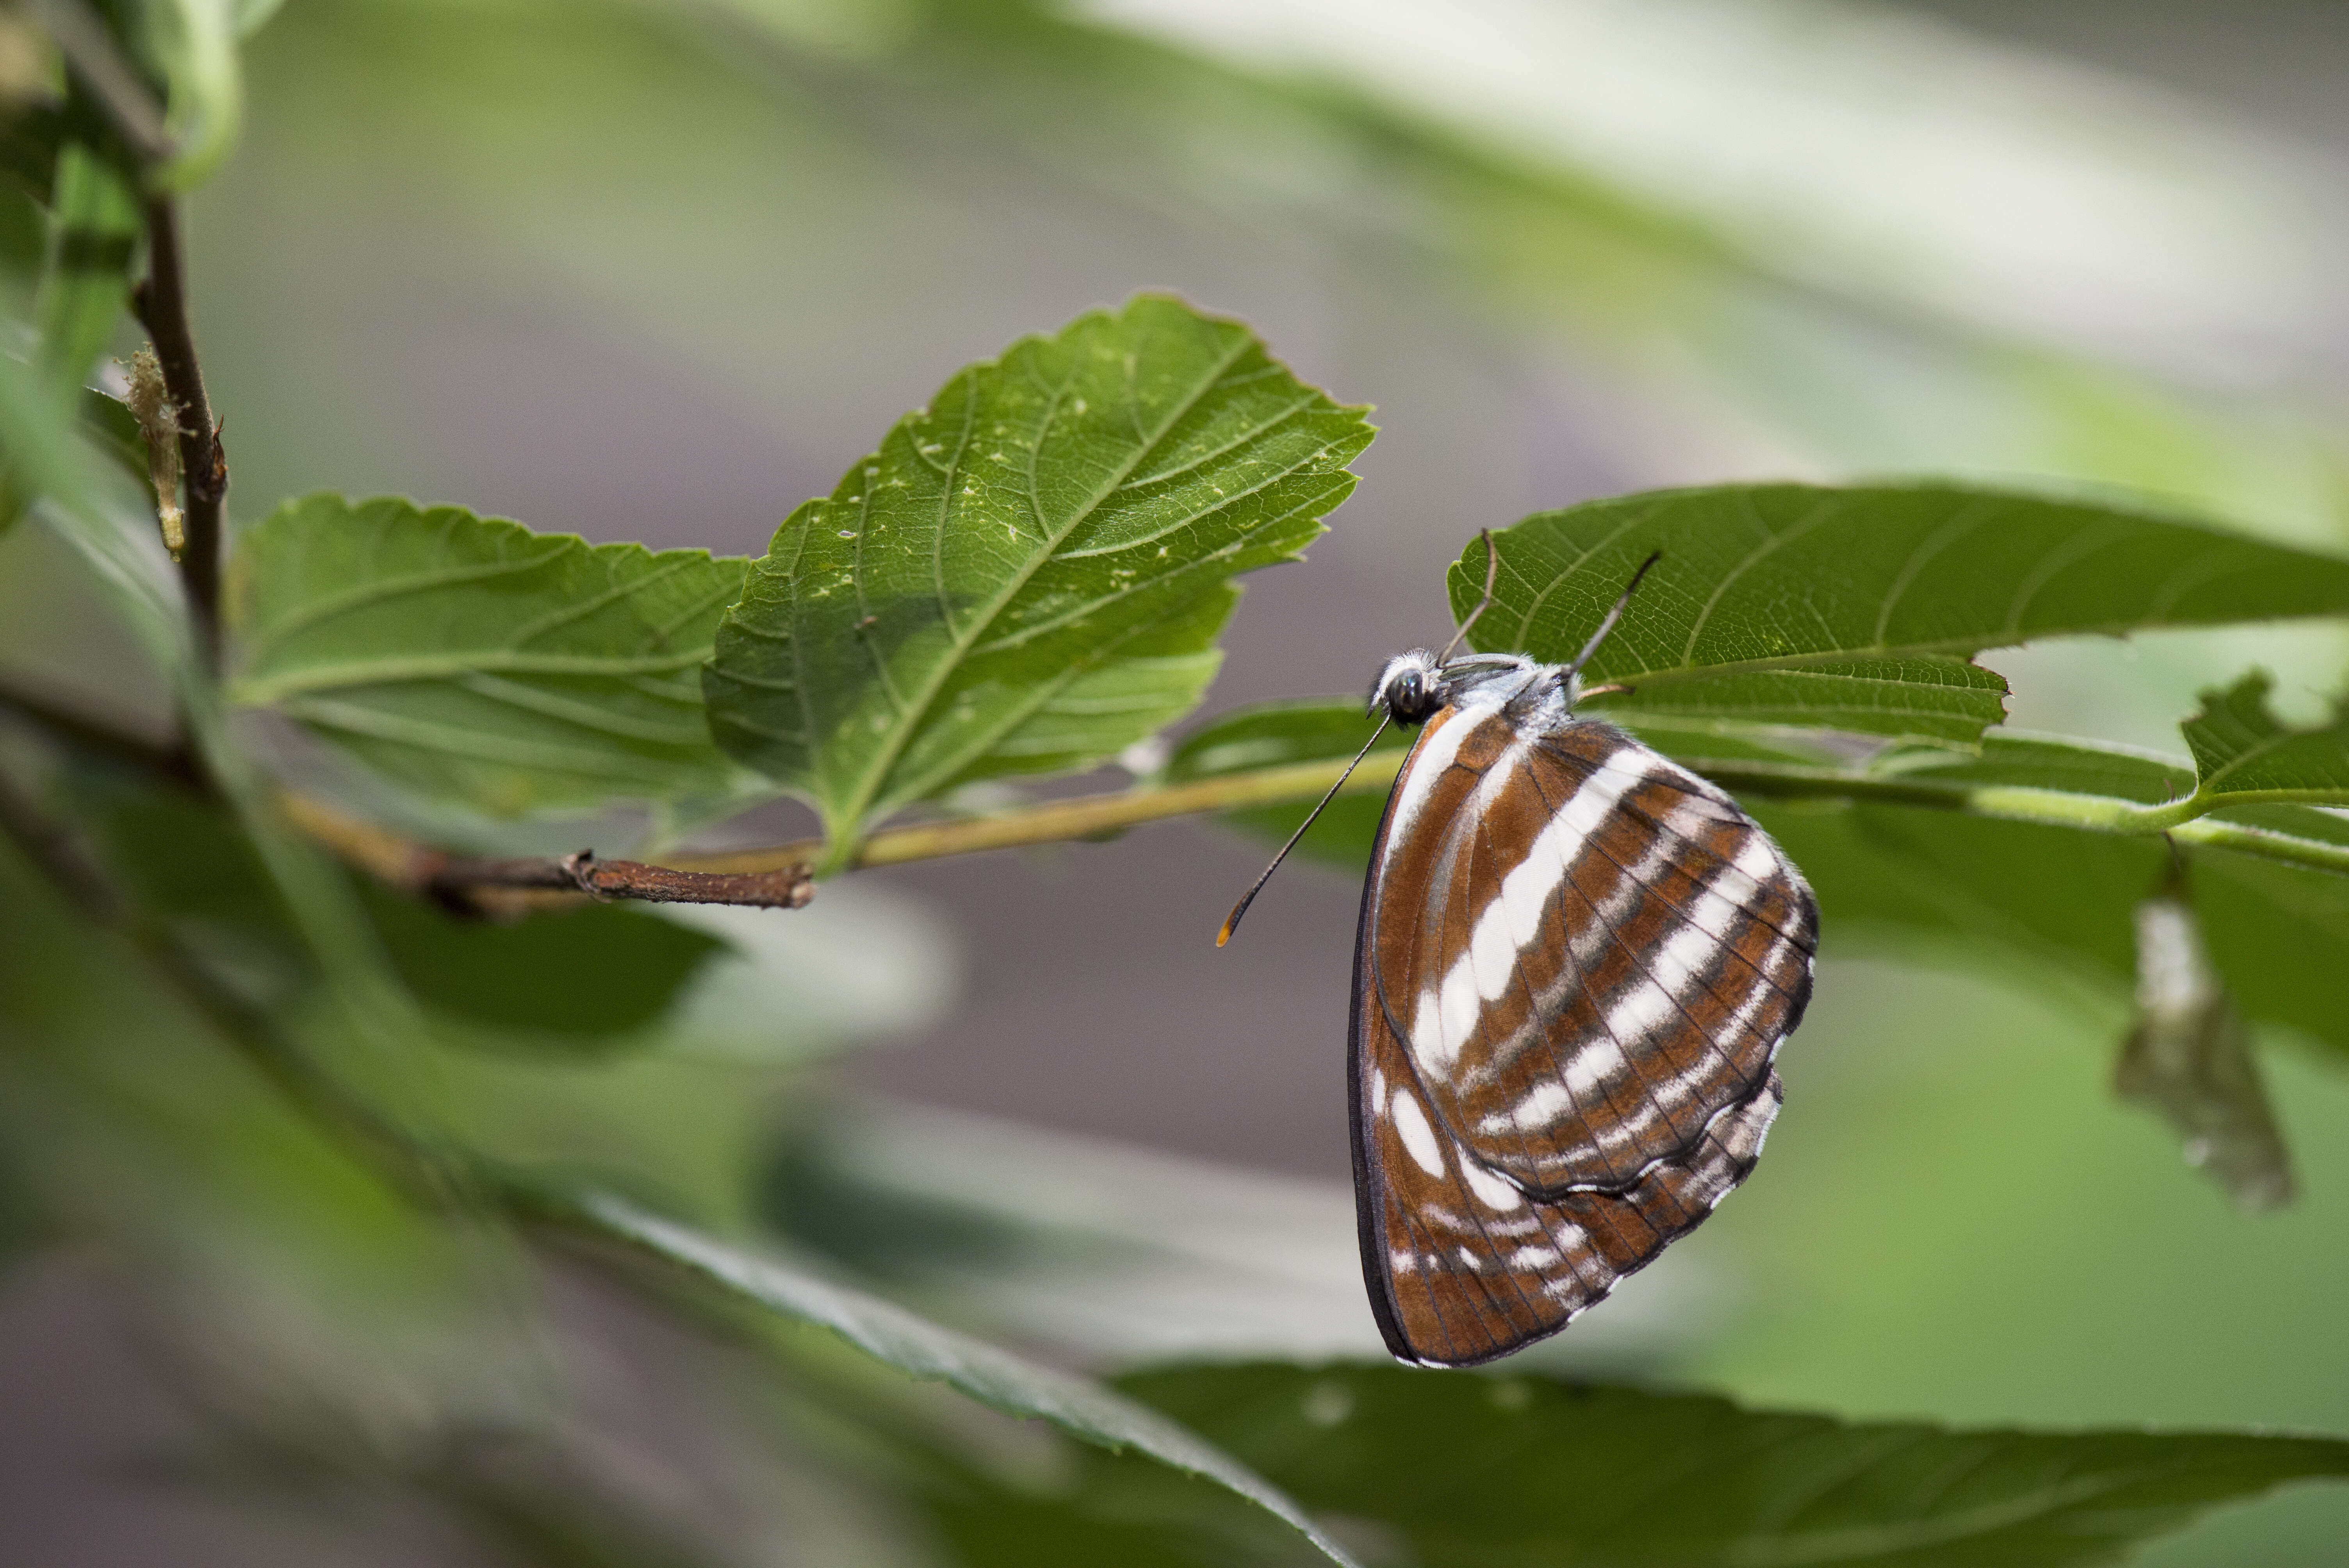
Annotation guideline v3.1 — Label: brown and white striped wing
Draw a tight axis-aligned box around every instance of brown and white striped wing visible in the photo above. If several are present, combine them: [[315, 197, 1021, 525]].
[[1354, 1021, 1780, 1365], [1350, 709, 1813, 1365], [1366, 710, 1814, 1195]]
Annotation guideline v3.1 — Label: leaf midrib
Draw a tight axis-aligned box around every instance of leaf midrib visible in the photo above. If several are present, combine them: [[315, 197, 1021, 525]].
[[233, 647, 714, 704], [820, 330, 1254, 848]]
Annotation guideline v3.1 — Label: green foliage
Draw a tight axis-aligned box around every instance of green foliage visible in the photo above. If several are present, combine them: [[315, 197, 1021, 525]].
[[358, 886, 728, 1044], [81, 779, 731, 1041], [1119, 1362, 2349, 1568], [567, 1193, 1363, 1568], [704, 294, 1373, 866], [228, 495, 758, 816], [6, 8, 2349, 1557], [1451, 485, 2349, 750], [2180, 670, 2349, 802], [33, 144, 141, 403], [150, 0, 251, 189]]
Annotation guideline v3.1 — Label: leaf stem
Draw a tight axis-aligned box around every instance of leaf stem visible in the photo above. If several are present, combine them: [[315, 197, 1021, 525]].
[[277, 794, 817, 914], [652, 752, 2349, 882], [679, 752, 1413, 877], [430, 850, 816, 911]]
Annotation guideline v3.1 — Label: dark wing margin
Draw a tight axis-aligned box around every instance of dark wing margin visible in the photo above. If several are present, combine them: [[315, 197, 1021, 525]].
[[1351, 710, 1803, 1365]]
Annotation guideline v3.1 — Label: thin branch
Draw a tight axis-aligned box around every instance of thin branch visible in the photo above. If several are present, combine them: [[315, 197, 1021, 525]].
[[280, 742, 2349, 907], [277, 795, 814, 914], [664, 752, 2349, 882], [133, 197, 225, 659], [427, 850, 814, 911], [0, 677, 205, 788], [672, 753, 1413, 876]]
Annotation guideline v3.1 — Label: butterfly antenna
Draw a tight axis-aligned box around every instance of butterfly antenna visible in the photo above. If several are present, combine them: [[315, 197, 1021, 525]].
[[1438, 529, 1501, 663], [1216, 714, 1395, 947], [1563, 550, 1662, 682]]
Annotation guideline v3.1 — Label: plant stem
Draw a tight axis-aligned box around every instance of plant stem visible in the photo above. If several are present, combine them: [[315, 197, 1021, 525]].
[[43, 0, 228, 657], [428, 850, 815, 911], [674, 752, 1413, 877], [276, 793, 816, 914], [646, 752, 2349, 882], [0, 677, 204, 788], [134, 197, 225, 660]]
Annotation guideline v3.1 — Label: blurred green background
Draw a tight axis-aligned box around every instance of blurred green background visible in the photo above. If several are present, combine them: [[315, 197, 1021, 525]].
[[6, 0, 2349, 1562]]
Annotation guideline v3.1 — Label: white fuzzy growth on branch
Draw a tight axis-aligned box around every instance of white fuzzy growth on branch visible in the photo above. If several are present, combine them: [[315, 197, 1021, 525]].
[[122, 344, 184, 557]]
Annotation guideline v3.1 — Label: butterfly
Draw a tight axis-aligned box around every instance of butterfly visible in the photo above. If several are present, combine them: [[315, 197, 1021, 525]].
[[1221, 545, 1817, 1365]]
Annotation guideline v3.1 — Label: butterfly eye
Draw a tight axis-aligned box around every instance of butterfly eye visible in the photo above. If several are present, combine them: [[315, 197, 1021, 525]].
[[1388, 668, 1430, 722]]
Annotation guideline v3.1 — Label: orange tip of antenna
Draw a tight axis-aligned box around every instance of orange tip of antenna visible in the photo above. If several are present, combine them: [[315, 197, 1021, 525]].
[[1214, 919, 1235, 948]]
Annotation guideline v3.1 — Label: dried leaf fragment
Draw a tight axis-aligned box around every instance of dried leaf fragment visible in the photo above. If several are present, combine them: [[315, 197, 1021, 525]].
[[122, 344, 184, 556], [2116, 895, 2294, 1211]]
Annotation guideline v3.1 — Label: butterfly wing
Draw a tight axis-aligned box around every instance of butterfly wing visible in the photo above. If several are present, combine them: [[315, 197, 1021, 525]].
[[1352, 706, 1811, 1365], [1369, 711, 1814, 1195]]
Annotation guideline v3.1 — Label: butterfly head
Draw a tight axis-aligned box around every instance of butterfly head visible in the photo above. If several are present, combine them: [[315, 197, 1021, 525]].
[[1373, 650, 1557, 728], [1370, 650, 1446, 725]]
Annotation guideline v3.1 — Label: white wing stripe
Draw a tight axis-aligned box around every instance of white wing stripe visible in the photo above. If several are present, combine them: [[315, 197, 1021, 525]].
[[1410, 746, 1650, 1078], [1382, 700, 1502, 858]]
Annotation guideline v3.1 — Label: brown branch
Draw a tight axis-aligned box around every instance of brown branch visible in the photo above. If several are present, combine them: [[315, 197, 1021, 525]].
[[426, 850, 815, 911], [279, 795, 814, 915], [669, 753, 1412, 878], [132, 197, 225, 660]]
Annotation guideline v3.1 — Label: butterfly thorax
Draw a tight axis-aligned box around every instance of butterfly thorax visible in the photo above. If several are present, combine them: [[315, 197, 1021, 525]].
[[1370, 650, 1576, 730]]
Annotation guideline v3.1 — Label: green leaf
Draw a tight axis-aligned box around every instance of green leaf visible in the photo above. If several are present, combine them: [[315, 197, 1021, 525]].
[[0, 101, 62, 204], [33, 143, 142, 403], [1602, 654, 2010, 746], [1758, 804, 2156, 987], [2180, 670, 2349, 805], [228, 495, 758, 817], [1452, 485, 2349, 746], [704, 294, 1373, 866], [150, 0, 245, 190], [2193, 846, 2349, 1066], [0, 352, 184, 667], [75, 779, 732, 1042], [1119, 1361, 2349, 1568], [562, 1192, 1362, 1568], [356, 884, 729, 1045], [1757, 801, 2349, 1062], [1872, 734, 2194, 805]]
